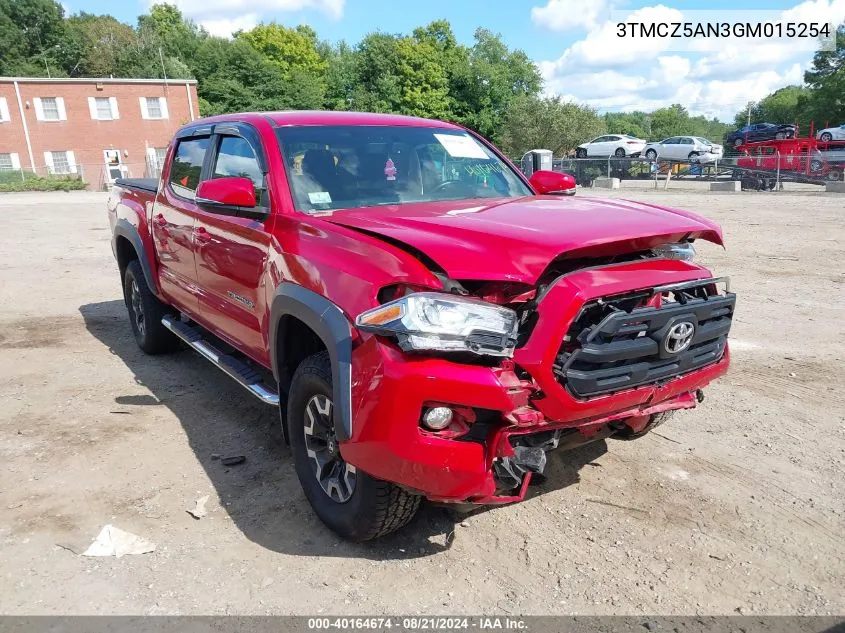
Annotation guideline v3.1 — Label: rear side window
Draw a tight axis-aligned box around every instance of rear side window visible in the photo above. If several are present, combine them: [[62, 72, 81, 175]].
[[212, 136, 265, 200], [169, 137, 209, 199]]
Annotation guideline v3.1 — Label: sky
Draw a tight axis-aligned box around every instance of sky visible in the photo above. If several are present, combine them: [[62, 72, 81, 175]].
[[64, 0, 845, 121]]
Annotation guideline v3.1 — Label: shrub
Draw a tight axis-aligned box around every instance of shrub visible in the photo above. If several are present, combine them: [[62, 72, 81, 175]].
[[0, 171, 87, 192]]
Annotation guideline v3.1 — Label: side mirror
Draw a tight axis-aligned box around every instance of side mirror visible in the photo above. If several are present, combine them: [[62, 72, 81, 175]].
[[196, 177, 260, 217], [529, 170, 576, 196]]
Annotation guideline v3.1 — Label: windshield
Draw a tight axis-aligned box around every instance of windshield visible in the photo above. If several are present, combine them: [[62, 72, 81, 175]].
[[276, 125, 531, 213]]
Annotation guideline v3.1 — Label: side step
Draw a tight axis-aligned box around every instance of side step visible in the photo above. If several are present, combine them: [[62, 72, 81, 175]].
[[161, 315, 280, 407]]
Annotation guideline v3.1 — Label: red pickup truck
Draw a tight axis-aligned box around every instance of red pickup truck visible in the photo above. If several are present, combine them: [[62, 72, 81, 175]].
[[108, 111, 735, 541]]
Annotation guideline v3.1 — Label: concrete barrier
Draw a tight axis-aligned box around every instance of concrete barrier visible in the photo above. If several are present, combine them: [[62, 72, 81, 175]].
[[593, 177, 620, 190], [710, 181, 742, 192], [825, 181, 845, 193]]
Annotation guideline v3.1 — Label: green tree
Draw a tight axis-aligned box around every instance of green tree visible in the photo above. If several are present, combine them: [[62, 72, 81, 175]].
[[802, 25, 845, 126], [733, 86, 810, 128], [238, 23, 327, 78], [500, 95, 606, 156], [0, 0, 68, 76]]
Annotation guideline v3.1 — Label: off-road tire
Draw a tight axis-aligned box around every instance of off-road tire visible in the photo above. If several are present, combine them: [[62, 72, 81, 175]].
[[123, 260, 179, 354], [288, 351, 421, 541]]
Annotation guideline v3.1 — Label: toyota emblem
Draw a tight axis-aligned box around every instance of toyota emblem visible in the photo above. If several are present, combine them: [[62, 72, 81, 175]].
[[664, 321, 695, 354]]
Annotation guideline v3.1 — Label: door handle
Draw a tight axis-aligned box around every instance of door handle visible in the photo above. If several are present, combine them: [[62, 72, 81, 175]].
[[153, 213, 167, 228], [194, 227, 212, 244]]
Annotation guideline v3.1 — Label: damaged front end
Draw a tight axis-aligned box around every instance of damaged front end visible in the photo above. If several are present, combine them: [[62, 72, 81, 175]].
[[346, 250, 735, 506]]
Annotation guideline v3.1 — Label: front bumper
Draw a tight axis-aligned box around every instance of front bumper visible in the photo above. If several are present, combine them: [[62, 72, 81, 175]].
[[341, 260, 732, 503]]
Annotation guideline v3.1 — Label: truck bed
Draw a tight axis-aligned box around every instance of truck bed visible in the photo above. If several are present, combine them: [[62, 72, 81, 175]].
[[115, 178, 159, 194]]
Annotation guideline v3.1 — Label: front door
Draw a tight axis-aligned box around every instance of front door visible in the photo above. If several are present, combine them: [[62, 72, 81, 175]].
[[152, 134, 210, 317], [194, 129, 272, 366]]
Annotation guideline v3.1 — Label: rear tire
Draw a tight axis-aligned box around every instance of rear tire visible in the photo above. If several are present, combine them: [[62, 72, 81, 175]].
[[820, 132, 833, 142], [614, 147, 626, 157], [288, 351, 421, 541], [733, 138, 743, 148], [122, 260, 179, 355], [645, 149, 657, 160], [775, 132, 786, 140]]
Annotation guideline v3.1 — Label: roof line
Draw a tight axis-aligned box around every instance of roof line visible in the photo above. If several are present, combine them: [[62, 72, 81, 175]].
[[0, 77, 197, 85]]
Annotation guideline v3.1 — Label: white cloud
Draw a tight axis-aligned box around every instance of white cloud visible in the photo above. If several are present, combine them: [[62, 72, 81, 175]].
[[531, 0, 610, 32], [200, 13, 260, 38], [536, 0, 842, 121]]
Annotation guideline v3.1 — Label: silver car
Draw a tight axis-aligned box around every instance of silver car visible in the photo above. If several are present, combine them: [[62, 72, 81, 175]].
[[643, 136, 723, 163]]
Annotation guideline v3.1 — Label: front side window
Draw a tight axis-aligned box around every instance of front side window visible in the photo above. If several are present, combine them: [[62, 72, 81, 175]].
[[41, 98, 60, 120], [276, 125, 531, 214], [169, 137, 209, 199], [212, 136, 265, 201]]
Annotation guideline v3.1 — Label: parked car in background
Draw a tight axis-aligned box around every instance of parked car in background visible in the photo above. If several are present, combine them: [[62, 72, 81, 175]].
[[643, 136, 723, 163], [816, 124, 845, 142], [726, 123, 796, 148], [576, 134, 646, 158]]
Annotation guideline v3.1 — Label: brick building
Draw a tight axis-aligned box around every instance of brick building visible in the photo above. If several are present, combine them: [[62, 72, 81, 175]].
[[0, 77, 198, 188]]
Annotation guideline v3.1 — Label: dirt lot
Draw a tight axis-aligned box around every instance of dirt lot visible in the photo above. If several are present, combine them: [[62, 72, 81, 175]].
[[0, 188, 843, 615]]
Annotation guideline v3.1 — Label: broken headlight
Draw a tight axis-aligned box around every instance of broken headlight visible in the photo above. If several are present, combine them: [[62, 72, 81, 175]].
[[652, 242, 696, 261], [356, 292, 519, 357]]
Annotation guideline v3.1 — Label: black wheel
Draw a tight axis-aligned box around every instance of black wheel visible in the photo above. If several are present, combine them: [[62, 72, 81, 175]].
[[645, 149, 657, 160], [775, 132, 786, 140], [288, 351, 421, 541], [810, 159, 824, 173], [122, 260, 179, 354], [576, 148, 587, 159], [733, 138, 743, 148], [828, 169, 843, 181], [820, 132, 833, 142], [688, 151, 700, 163], [614, 147, 626, 157]]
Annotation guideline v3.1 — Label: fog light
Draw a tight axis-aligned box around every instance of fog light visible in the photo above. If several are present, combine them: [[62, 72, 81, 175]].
[[422, 407, 453, 430]]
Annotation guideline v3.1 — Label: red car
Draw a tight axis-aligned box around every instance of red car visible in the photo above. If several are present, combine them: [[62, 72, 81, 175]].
[[108, 111, 735, 540]]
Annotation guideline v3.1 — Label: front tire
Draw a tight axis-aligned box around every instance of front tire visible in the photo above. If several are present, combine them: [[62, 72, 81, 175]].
[[645, 149, 657, 160], [288, 351, 421, 541], [576, 148, 587, 159], [122, 260, 179, 354], [775, 132, 786, 140], [688, 151, 700, 163], [820, 132, 833, 142]]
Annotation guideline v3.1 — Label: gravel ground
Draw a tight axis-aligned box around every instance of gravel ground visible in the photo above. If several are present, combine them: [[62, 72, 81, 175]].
[[0, 188, 842, 615]]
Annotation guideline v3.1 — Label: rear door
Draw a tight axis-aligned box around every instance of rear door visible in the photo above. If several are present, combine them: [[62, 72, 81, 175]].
[[193, 123, 273, 365], [152, 132, 211, 316]]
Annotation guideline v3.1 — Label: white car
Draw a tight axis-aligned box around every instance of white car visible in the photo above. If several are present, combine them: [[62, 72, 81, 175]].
[[816, 124, 845, 142], [576, 134, 646, 158], [642, 136, 723, 163]]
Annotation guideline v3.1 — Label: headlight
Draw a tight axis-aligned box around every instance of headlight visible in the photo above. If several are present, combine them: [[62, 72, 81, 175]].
[[653, 242, 696, 261], [356, 292, 519, 357]]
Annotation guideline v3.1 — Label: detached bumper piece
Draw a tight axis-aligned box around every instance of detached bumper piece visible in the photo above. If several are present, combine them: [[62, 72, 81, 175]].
[[554, 278, 735, 398]]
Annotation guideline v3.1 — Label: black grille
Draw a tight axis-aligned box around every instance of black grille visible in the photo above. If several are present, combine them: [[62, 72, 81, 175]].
[[553, 279, 735, 398]]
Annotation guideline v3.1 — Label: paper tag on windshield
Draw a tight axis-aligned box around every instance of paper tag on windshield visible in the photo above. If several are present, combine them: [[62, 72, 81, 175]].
[[434, 134, 488, 159], [308, 191, 332, 204]]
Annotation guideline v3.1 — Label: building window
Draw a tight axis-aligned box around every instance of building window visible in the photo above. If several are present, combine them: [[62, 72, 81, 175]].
[[41, 98, 60, 120], [0, 97, 10, 123], [155, 147, 167, 168], [34, 97, 66, 121], [0, 153, 13, 170], [89, 97, 119, 120], [140, 96, 168, 120], [45, 151, 75, 174]]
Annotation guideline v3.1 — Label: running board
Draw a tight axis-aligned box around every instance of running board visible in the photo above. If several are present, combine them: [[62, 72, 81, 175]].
[[161, 315, 279, 406]]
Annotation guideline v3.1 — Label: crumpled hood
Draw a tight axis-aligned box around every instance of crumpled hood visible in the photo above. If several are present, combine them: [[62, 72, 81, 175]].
[[323, 195, 723, 284]]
